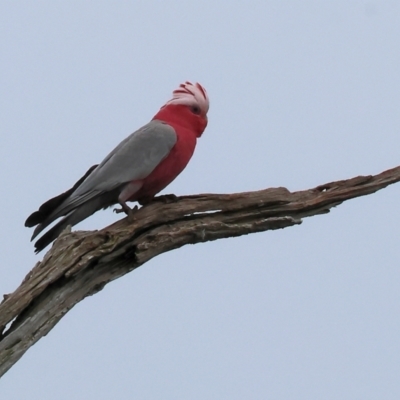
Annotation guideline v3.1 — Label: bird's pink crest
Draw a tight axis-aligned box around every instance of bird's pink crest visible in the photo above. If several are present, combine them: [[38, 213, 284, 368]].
[[165, 82, 209, 114]]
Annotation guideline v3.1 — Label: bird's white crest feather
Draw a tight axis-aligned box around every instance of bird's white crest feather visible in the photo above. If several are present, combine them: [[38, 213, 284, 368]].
[[165, 81, 209, 114]]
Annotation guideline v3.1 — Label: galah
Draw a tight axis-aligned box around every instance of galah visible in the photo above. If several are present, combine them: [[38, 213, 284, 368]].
[[25, 81, 209, 252]]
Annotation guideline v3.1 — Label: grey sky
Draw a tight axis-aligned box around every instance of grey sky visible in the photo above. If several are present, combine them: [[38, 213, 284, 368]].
[[1, 1, 400, 399]]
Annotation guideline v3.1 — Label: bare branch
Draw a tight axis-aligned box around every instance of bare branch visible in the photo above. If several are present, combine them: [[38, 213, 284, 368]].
[[1, 165, 400, 377]]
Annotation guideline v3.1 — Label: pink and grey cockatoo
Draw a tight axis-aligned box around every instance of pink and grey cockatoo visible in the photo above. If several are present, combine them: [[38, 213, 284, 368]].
[[25, 82, 209, 252]]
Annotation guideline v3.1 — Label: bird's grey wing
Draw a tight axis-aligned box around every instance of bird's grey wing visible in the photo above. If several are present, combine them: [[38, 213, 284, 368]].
[[34, 120, 176, 235], [74, 120, 177, 197]]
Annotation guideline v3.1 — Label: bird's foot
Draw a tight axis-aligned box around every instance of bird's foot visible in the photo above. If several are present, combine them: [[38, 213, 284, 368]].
[[113, 204, 138, 223]]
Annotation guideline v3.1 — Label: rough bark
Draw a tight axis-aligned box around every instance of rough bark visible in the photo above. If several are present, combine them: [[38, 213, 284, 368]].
[[1, 165, 400, 377]]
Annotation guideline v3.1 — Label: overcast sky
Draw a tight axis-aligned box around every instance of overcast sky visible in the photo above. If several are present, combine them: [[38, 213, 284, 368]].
[[1, 1, 400, 399]]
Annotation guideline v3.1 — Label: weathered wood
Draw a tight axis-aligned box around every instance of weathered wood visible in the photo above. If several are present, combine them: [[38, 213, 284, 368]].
[[1, 165, 400, 377]]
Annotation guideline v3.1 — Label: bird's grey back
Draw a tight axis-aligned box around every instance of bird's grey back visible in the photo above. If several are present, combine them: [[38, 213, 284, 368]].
[[73, 120, 177, 197], [33, 119, 177, 237]]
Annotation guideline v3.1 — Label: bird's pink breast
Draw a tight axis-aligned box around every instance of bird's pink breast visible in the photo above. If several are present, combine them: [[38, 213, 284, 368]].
[[129, 125, 197, 203]]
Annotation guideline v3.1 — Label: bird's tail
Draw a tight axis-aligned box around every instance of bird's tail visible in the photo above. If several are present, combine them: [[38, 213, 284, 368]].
[[33, 194, 113, 253], [25, 165, 98, 229]]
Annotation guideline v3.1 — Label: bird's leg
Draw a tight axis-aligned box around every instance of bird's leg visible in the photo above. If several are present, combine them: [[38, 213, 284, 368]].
[[113, 181, 143, 222], [113, 202, 138, 222]]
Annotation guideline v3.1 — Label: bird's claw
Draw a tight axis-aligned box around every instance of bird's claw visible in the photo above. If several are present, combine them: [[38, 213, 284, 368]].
[[113, 205, 138, 223]]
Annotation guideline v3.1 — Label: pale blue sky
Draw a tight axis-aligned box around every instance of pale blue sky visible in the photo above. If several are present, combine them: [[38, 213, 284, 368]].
[[1, 2, 400, 399]]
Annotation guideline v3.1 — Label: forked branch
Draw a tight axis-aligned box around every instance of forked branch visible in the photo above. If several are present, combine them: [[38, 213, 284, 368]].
[[1, 165, 400, 377]]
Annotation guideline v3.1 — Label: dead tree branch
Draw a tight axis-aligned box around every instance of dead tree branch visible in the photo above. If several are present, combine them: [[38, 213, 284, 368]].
[[1, 165, 400, 377]]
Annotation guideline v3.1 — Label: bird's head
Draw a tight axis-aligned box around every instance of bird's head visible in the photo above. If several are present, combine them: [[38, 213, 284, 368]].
[[154, 82, 209, 137]]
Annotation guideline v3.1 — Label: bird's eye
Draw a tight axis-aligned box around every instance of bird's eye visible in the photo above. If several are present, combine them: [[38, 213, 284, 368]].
[[190, 105, 201, 115]]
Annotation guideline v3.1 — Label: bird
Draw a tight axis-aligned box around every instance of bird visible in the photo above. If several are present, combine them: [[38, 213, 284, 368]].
[[25, 81, 209, 253]]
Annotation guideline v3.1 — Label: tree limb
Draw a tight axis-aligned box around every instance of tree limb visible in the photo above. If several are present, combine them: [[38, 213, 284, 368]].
[[1, 165, 400, 377]]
